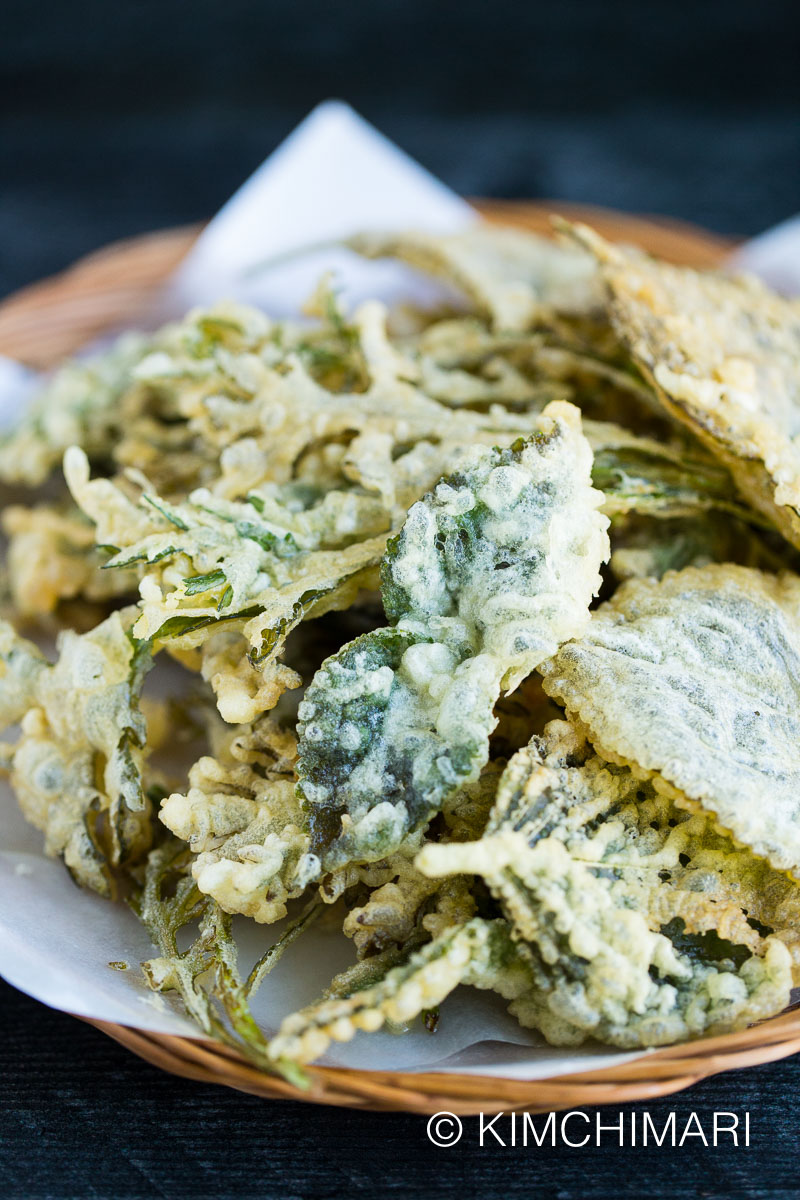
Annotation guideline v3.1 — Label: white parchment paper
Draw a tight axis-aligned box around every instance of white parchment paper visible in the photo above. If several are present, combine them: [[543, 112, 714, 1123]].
[[0, 101, 792, 1079]]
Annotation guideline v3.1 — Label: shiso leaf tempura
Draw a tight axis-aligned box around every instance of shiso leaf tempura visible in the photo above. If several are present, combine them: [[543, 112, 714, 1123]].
[[3, 221, 800, 1079]]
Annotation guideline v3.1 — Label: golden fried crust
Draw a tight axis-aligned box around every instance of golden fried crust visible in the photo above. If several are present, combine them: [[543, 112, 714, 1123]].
[[540, 564, 800, 873], [418, 720, 798, 1047], [574, 223, 800, 549]]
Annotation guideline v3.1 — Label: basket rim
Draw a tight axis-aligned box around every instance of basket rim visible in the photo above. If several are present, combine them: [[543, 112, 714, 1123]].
[[85, 1004, 800, 1115], [7, 200, 797, 1114]]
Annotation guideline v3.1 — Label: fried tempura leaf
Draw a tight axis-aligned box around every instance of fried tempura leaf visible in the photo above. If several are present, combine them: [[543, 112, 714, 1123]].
[[267, 917, 531, 1064], [588, 434, 764, 525], [409, 312, 661, 429], [342, 869, 476, 960], [199, 632, 302, 725], [297, 402, 609, 871], [382, 404, 610, 688], [336, 762, 500, 958], [575, 223, 800, 550], [2, 504, 140, 616], [159, 718, 318, 922], [419, 722, 797, 1046], [141, 300, 538, 481], [136, 840, 316, 1086], [0, 622, 47, 727], [348, 227, 601, 331], [0, 610, 153, 893], [299, 627, 463, 858], [67, 445, 387, 715], [298, 625, 507, 868], [506, 866, 790, 1049], [607, 512, 793, 584], [0, 333, 149, 485], [12, 222, 800, 1069], [539, 566, 800, 874]]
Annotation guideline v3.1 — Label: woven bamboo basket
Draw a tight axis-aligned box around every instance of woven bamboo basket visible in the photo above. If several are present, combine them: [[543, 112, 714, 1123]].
[[3, 200, 799, 1115]]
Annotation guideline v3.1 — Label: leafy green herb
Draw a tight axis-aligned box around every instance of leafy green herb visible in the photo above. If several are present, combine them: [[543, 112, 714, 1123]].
[[184, 569, 227, 596]]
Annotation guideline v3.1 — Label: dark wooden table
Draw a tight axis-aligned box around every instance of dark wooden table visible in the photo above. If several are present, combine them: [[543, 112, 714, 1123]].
[[1, 979, 796, 1199]]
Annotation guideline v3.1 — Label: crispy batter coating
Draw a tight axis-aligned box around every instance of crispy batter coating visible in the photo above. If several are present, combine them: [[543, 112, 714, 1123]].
[[0, 333, 149, 485], [419, 721, 797, 1046], [199, 632, 301, 725], [349, 227, 601, 330], [540, 565, 800, 874], [297, 402, 609, 871], [0, 610, 152, 893], [268, 917, 529, 1064], [159, 718, 317, 923], [382, 403, 609, 682], [66, 443, 387, 696], [5, 221, 800, 1070], [335, 766, 499, 958], [575, 223, 800, 549], [2, 504, 139, 616], [0, 621, 47, 727]]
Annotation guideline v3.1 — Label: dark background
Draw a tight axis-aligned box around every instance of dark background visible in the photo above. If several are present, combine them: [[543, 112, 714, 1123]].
[[2, 2, 800, 1196], [3, 0, 800, 298]]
